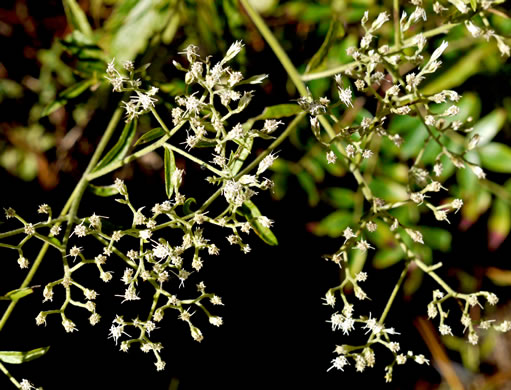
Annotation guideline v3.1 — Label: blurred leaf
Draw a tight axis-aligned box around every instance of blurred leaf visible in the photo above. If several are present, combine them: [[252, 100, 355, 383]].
[[134, 128, 165, 146], [297, 171, 320, 206], [349, 249, 367, 276], [369, 177, 408, 202], [88, 184, 120, 197], [373, 247, 404, 269], [487, 267, 511, 286], [312, 210, 352, 237], [461, 190, 492, 229], [41, 79, 94, 117], [92, 120, 137, 173], [301, 157, 324, 182], [470, 108, 507, 147], [237, 74, 269, 86], [403, 267, 423, 297], [63, 0, 93, 38], [239, 200, 278, 246], [420, 226, 452, 252], [422, 44, 495, 94], [488, 199, 511, 250], [283, 2, 331, 22], [271, 173, 288, 200], [0, 287, 34, 302], [305, 19, 344, 73], [479, 142, 511, 173], [164, 145, 176, 199], [0, 346, 50, 364], [254, 104, 302, 121], [322, 187, 355, 208], [108, 0, 176, 61]]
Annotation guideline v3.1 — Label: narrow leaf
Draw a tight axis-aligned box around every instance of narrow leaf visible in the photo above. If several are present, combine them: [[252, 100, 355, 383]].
[[92, 120, 137, 173], [88, 184, 120, 197], [229, 137, 253, 176], [0, 346, 50, 364], [239, 200, 278, 246], [254, 104, 302, 121], [164, 145, 176, 199], [134, 127, 165, 146], [62, 0, 93, 38], [0, 287, 34, 302], [41, 79, 94, 117], [305, 19, 343, 73], [236, 74, 268, 86]]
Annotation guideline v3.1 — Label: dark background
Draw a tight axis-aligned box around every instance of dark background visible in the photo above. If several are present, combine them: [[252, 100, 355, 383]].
[[1, 0, 511, 389]]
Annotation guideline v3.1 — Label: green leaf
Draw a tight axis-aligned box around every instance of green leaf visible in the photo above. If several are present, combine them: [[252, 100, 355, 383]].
[[134, 128, 165, 146], [322, 187, 355, 208], [0, 346, 50, 364], [254, 104, 302, 121], [87, 183, 120, 197], [183, 198, 196, 215], [422, 45, 495, 94], [108, 0, 176, 61], [62, 0, 93, 38], [369, 177, 408, 202], [239, 200, 278, 246], [420, 226, 452, 252], [297, 171, 320, 206], [164, 145, 176, 199], [312, 210, 352, 237], [0, 287, 34, 302], [92, 120, 137, 173], [373, 247, 404, 269], [470, 109, 507, 147], [236, 74, 268, 86], [479, 142, 511, 173], [41, 79, 94, 117], [228, 137, 253, 176], [305, 18, 344, 73], [488, 199, 511, 250], [487, 267, 511, 286]]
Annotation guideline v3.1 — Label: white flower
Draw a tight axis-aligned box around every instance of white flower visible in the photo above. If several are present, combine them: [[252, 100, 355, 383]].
[[338, 86, 353, 107], [326, 150, 337, 164]]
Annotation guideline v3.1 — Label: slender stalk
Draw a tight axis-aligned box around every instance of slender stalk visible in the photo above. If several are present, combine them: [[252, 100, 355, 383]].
[[0, 107, 123, 332], [302, 22, 457, 81], [393, 0, 401, 50], [0, 362, 20, 389]]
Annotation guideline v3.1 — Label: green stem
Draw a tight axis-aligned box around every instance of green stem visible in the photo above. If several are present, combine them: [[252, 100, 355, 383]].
[[0, 107, 123, 333], [302, 22, 457, 81], [240, 0, 308, 97], [393, 0, 401, 50], [0, 362, 20, 389]]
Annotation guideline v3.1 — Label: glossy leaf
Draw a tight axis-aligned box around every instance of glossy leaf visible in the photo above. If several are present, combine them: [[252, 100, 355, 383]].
[[0, 346, 50, 364], [0, 287, 34, 302], [134, 128, 165, 146], [92, 120, 137, 173], [164, 145, 176, 199], [479, 142, 511, 173], [239, 200, 278, 246], [237, 74, 268, 86], [41, 79, 94, 117]]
